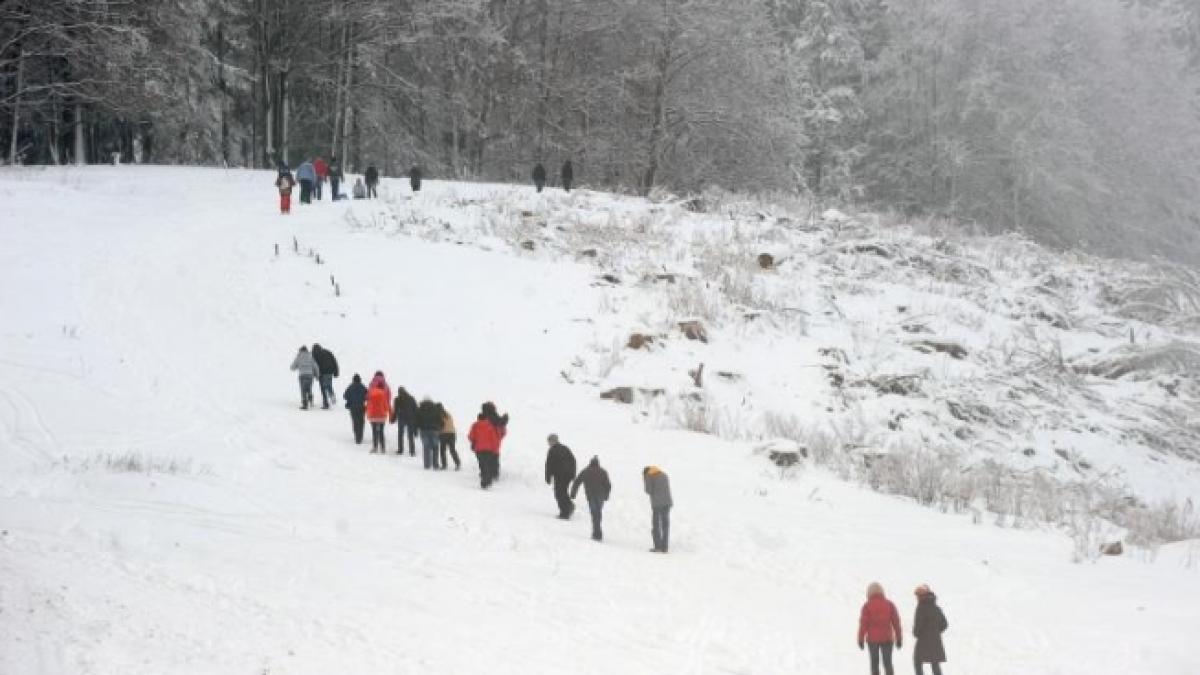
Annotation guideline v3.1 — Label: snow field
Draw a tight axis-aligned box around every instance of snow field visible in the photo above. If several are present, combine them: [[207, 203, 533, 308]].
[[0, 166, 1197, 674]]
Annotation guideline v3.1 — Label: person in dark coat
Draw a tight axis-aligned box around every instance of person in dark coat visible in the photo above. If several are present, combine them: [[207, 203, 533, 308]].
[[364, 165, 379, 198], [390, 386, 418, 456], [329, 156, 344, 200], [561, 160, 574, 192], [342, 374, 368, 444], [643, 466, 673, 553], [912, 585, 948, 675], [410, 166, 422, 192], [311, 343, 340, 409], [571, 456, 611, 540], [544, 434, 577, 519], [416, 397, 444, 469], [532, 163, 547, 192]]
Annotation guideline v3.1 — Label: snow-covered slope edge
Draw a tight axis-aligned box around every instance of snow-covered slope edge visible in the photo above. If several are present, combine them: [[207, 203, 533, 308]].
[[360, 181, 1200, 554]]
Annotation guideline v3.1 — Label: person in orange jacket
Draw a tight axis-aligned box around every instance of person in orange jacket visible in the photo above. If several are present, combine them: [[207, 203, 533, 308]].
[[858, 581, 902, 675], [365, 382, 392, 453]]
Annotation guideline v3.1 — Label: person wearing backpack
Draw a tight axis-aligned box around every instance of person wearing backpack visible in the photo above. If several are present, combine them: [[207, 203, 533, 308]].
[[275, 169, 295, 214], [912, 584, 949, 675]]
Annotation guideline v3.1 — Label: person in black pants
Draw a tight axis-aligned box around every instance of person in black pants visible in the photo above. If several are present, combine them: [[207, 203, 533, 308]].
[[364, 166, 379, 198], [342, 374, 368, 444], [329, 156, 343, 200], [391, 386, 418, 456], [416, 398, 444, 469], [544, 434, 577, 519], [571, 456, 611, 540], [532, 163, 547, 192], [437, 404, 461, 470]]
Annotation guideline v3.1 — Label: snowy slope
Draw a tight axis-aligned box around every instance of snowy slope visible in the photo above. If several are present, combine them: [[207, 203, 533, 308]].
[[1, 165, 1198, 675]]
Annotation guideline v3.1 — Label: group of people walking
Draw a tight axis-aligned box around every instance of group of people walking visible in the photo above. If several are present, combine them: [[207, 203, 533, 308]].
[[287, 345, 950, 672], [286, 344, 675, 553], [858, 582, 950, 675], [274, 158, 575, 213], [274, 158, 421, 214]]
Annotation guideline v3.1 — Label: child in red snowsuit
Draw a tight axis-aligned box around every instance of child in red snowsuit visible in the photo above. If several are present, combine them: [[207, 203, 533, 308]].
[[275, 171, 295, 214]]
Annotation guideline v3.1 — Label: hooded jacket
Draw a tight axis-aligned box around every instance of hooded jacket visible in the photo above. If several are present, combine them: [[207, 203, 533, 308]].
[[314, 158, 329, 178], [545, 443, 577, 484], [913, 593, 948, 663], [858, 592, 901, 645], [343, 377, 367, 411], [312, 345, 339, 378], [391, 388, 418, 423], [275, 173, 295, 195], [369, 374, 391, 401], [290, 349, 318, 377], [417, 399, 443, 431], [643, 467, 672, 508], [571, 458, 611, 502], [468, 416, 505, 454], [366, 386, 392, 423], [440, 408, 456, 435], [296, 161, 316, 183]]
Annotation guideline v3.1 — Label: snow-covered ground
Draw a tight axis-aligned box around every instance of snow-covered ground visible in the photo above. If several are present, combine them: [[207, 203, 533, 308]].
[[1, 165, 1197, 674]]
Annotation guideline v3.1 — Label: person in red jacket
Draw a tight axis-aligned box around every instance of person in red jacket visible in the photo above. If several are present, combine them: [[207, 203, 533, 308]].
[[467, 402, 507, 489], [365, 383, 392, 454], [858, 581, 902, 675], [313, 157, 329, 200]]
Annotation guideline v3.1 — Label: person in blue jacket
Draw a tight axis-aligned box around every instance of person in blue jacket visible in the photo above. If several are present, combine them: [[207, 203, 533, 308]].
[[342, 374, 368, 444], [296, 159, 317, 204]]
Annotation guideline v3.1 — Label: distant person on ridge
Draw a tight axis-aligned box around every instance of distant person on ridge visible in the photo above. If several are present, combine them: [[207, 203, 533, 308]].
[[364, 165, 379, 198], [390, 386, 418, 456], [329, 156, 344, 200], [912, 584, 948, 675], [410, 166, 422, 192], [311, 343, 339, 409], [342, 374, 368, 444], [313, 156, 329, 200], [438, 403, 461, 470], [275, 168, 295, 214], [571, 456, 611, 541], [296, 159, 316, 204], [468, 402, 508, 488], [561, 160, 574, 192], [352, 177, 367, 199], [544, 434, 577, 519], [366, 381, 392, 453], [417, 397, 443, 469], [289, 345, 318, 409], [642, 465, 673, 553], [858, 582, 902, 675], [532, 162, 547, 192]]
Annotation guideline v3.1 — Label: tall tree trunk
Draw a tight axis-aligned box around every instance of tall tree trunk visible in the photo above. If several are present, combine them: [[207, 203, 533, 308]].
[[217, 21, 229, 166], [73, 103, 86, 165], [9, 45, 23, 164], [341, 27, 355, 169], [331, 11, 347, 157], [280, 71, 290, 166]]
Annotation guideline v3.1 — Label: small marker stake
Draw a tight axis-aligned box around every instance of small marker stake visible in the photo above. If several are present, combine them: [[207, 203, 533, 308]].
[[335, 283, 341, 297], [274, 243, 279, 256], [293, 236, 298, 252]]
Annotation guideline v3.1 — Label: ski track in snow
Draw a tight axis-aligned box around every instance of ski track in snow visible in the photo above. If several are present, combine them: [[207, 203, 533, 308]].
[[0, 165, 1197, 674]]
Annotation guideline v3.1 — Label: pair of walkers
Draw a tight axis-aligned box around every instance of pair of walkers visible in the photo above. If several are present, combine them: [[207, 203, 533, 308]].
[[858, 583, 950, 675], [289, 344, 340, 410], [544, 436, 613, 541], [532, 160, 574, 193]]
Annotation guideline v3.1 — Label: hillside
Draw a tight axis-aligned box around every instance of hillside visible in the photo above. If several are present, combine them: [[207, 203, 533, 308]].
[[1, 165, 1197, 674]]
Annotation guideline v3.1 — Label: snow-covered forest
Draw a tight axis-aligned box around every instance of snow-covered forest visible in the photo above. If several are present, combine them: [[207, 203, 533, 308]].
[[3, 0, 1200, 262]]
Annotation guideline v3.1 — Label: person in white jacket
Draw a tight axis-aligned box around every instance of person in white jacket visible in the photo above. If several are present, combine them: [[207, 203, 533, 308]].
[[289, 346, 318, 410]]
